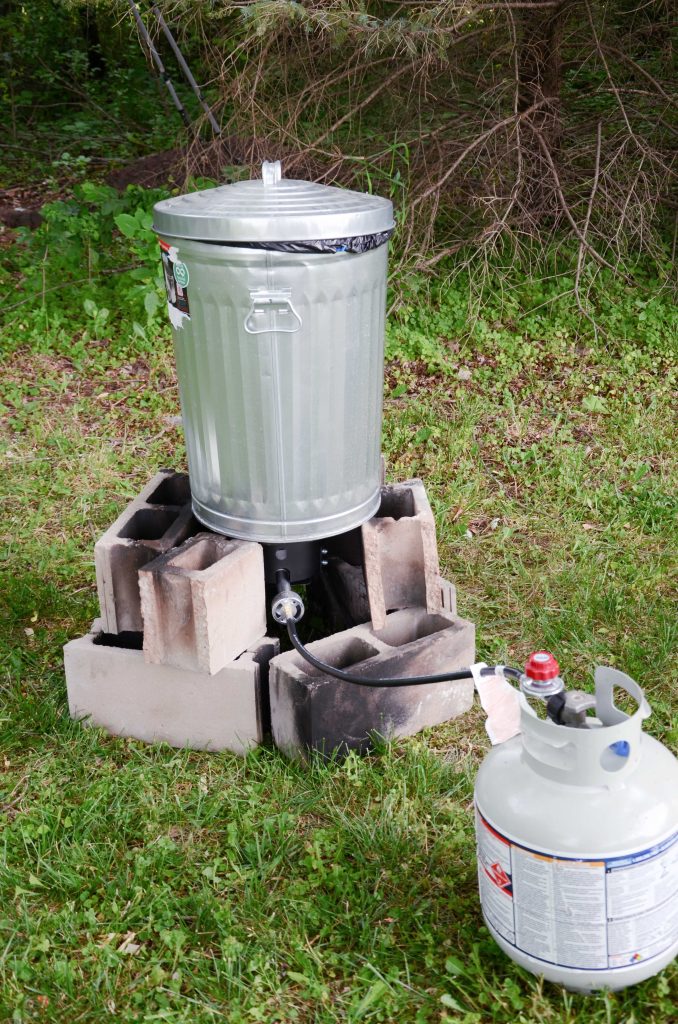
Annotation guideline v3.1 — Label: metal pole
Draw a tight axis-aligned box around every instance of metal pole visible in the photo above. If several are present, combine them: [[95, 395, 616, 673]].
[[127, 0, 191, 128], [151, 5, 221, 136]]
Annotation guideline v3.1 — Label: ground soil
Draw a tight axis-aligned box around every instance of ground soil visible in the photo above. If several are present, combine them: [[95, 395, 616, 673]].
[[0, 182, 66, 231]]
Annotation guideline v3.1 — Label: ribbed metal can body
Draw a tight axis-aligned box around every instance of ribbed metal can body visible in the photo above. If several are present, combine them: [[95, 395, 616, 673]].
[[159, 237, 388, 542]]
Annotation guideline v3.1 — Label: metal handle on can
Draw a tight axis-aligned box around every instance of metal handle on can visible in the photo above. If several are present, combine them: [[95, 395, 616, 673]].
[[244, 290, 302, 334]]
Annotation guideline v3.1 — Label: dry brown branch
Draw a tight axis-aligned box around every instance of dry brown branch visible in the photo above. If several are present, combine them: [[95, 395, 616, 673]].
[[575, 120, 603, 331], [533, 130, 619, 274], [603, 45, 678, 110], [177, 0, 676, 284], [584, 1, 676, 179], [412, 100, 549, 207]]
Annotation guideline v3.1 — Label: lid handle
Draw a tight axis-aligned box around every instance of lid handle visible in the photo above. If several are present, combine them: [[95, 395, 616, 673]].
[[262, 160, 282, 186]]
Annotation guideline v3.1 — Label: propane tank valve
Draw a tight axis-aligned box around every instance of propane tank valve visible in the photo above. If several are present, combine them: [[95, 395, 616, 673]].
[[520, 650, 564, 699], [546, 688, 597, 727]]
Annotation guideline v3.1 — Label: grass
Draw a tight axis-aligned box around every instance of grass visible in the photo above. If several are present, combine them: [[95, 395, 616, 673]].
[[1, 227, 677, 1022]]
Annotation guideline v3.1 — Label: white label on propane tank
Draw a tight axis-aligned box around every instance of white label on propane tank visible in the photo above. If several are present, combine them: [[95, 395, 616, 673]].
[[475, 809, 516, 946], [476, 807, 678, 971], [605, 834, 678, 968]]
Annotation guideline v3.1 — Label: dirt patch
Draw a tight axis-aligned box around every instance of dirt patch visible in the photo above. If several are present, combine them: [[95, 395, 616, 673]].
[[0, 179, 81, 232], [106, 147, 188, 191], [1, 138, 349, 228], [0, 206, 42, 229], [0, 349, 179, 441], [106, 135, 337, 191]]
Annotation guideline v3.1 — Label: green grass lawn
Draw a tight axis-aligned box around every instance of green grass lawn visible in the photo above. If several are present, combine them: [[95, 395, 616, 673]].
[[1, 251, 677, 1022]]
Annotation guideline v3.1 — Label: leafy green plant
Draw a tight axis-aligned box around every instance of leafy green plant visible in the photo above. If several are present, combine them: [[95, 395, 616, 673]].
[[113, 204, 165, 321], [0, 1, 186, 187], [386, 256, 677, 375], [1, 182, 169, 358]]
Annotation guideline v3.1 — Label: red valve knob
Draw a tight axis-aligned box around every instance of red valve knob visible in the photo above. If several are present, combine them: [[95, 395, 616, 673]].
[[525, 651, 560, 681]]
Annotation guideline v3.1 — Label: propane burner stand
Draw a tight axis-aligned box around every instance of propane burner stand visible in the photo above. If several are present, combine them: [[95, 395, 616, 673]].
[[262, 540, 322, 586]]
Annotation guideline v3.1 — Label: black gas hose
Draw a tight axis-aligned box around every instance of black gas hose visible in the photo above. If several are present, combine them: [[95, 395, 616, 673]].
[[285, 616, 522, 689]]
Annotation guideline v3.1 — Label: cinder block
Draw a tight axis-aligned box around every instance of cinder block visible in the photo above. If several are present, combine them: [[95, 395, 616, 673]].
[[270, 607, 475, 758], [322, 557, 457, 628], [95, 470, 197, 634], [320, 557, 371, 630], [361, 479, 443, 630], [438, 576, 457, 615], [64, 623, 279, 752], [139, 533, 266, 675]]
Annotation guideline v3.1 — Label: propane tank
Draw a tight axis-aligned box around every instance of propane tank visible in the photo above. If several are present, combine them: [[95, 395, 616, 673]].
[[474, 655, 678, 992]]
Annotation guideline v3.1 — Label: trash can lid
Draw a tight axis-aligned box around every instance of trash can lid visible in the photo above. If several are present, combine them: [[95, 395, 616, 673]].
[[153, 160, 394, 243]]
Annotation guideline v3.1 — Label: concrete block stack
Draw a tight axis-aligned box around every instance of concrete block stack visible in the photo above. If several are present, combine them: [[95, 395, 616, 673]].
[[139, 533, 266, 674], [64, 626, 276, 754], [66, 471, 276, 753], [94, 470, 196, 634], [64, 471, 475, 757], [361, 479, 450, 629]]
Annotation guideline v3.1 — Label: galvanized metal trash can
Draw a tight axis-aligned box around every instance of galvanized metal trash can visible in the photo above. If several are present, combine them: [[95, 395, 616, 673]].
[[153, 162, 394, 544]]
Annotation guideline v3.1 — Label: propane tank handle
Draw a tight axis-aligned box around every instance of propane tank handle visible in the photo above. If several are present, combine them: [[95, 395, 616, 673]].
[[593, 665, 651, 723], [519, 667, 650, 787], [262, 160, 282, 186]]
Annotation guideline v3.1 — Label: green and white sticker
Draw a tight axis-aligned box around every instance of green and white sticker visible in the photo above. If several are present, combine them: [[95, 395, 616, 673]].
[[173, 261, 189, 287]]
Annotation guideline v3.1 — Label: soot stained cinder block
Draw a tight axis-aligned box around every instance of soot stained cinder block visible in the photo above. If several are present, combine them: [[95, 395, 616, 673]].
[[321, 556, 457, 632], [64, 623, 279, 753], [139, 533, 266, 675], [95, 470, 197, 634], [319, 557, 371, 631], [270, 607, 475, 758], [361, 479, 445, 630]]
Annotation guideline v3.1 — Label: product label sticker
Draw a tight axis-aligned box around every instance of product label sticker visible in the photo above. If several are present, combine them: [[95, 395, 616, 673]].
[[475, 806, 678, 972], [159, 239, 190, 329], [173, 261, 189, 288]]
